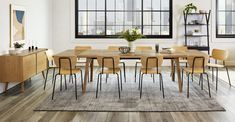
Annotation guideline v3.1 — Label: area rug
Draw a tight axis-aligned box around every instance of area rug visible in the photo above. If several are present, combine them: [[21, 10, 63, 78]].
[[35, 70, 225, 112]]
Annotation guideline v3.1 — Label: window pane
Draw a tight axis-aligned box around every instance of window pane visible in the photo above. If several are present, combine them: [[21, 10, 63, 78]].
[[116, 0, 124, 10], [152, 26, 160, 35], [107, 0, 115, 10], [162, 0, 170, 10], [133, 12, 142, 25], [87, 26, 96, 35], [78, 12, 87, 25], [143, 0, 151, 10], [116, 26, 124, 35], [161, 26, 169, 35], [97, 0, 105, 10], [78, 26, 87, 35], [152, 0, 160, 10], [78, 0, 87, 10], [107, 12, 115, 25], [143, 26, 151, 35], [107, 26, 116, 35], [116, 12, 124, 25], [161, 12, 169, 25], [143, 12, 151, 25], [218, 12, 226, 25], [87, 0, 96, 10], [218, 0, 226, 10], [87, 12, 96, 25], [152, 12, 160, 25], [97, 12, 105, 25], [96, 26, 105, 35]]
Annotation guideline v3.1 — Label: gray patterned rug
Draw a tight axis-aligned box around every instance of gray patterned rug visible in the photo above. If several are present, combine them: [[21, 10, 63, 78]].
[[35, 69, 225, 112]]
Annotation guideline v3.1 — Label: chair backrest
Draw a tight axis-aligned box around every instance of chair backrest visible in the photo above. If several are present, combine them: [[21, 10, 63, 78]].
[[187, 56, 208, 72], [46, 49, 54, 62], [212, 49, 228, 61], [54, 56, 77, 74], [141, 55, 164, 69], [108, 46, 120, 51], [97, 56, 120, 69], [74, 46, 92, 51], [136, 46, 153, 51], [172, 45, 188, 52]]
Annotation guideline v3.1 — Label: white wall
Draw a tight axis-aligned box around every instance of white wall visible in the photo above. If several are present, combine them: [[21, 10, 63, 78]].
[[0, 0, 53, 93], [52, 0, 235, 65]]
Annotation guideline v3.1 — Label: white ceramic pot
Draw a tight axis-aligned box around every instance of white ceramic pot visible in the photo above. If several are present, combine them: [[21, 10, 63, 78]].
[[15, 48, 23, 54], [128, 42, 135, 52]]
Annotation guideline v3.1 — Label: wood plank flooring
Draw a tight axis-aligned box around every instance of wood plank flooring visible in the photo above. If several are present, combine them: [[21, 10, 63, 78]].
[[0, 67, 235, 122]]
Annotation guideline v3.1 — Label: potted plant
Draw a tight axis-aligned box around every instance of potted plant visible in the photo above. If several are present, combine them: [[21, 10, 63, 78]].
[[184, 3, 197, 13], [14, 42, 25, 53], [120, 28, 145, 52]]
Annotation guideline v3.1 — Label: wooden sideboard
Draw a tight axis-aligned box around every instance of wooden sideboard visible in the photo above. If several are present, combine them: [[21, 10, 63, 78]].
[[0, 49, 47, 93]]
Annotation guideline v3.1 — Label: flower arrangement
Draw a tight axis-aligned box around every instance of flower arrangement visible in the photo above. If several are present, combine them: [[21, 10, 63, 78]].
[[184, 3, 197, 13], [120, 28, 145, 42]]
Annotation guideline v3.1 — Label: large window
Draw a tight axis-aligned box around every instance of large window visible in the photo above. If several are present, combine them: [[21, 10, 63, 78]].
[[217, 0, 235, 38], [75, 0, 172, 38]]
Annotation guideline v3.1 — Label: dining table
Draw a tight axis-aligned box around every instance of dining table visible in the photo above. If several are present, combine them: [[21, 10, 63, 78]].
[[53, 49, 208, 94]]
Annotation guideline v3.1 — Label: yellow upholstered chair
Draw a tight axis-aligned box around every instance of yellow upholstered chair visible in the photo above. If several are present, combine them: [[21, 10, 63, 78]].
[[182, 56, 211, 98], [134, 46, 153, 83], [52, 56, 83, 100], [96, 56, 122, 99], [207, 49, 231, 90], [139, 55, 164, 99]]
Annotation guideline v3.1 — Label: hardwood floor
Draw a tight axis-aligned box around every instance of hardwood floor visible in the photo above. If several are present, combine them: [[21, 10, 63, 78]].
[[0, 67, 235, 122]]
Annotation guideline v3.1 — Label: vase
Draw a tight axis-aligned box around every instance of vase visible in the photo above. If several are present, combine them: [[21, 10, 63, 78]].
[[15, 48, 23, 54], [128, 42, 135, 52]]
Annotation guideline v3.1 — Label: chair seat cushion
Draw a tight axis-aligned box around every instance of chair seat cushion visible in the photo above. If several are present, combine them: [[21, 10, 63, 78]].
[[60, 68, 82, 75], [99, 68, 121, 74], [140, 68, 161, 74], [207, 63, 224, 68]]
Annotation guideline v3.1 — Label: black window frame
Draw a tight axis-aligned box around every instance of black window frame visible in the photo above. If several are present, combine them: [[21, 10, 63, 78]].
[[75, 0, 173, 38], [216, 0, 235, 38]]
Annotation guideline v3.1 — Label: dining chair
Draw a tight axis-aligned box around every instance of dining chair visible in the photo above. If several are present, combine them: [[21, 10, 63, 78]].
[[182, 56, 211, 98], [207, 49, 231, 90], [107, 46, 126, 83], [96, 56, 122, 99], [43, 49, 58, 90], [74, 46, 92, 82], [134, 46, 153, 83], [171, 45, 188, 80], [139, 55, 164, 99], [52, 56, 83, 100]]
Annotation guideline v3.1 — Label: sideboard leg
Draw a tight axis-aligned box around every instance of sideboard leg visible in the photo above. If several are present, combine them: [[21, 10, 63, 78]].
[[4, 83, 8, 93], [20, 82, 25, 93]]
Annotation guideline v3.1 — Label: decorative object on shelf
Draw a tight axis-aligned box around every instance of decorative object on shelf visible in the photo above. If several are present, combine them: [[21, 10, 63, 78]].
[[161, 48, 175, 54], [119, 46, 130, 54], [183, 3, 197, 13], [9, 42, 25, 55], [10, 5, 26, 48], [120, 28, 145, 52], [199, 10, 207, 14], [155, 44, 159, 53]]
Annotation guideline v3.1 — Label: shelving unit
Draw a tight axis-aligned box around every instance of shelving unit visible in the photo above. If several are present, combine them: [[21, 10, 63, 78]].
[[183, 10, 211, 54]]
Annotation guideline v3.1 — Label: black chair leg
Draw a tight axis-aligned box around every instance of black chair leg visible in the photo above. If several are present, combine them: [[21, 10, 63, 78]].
[[116, 73, 121, 99], [74, 74, 78, 100], [212, 67, 214, 82], [152, 74, 155, 83], [100, 74, 102, 91], [106, 74, 108, 83], [159, 73, 162, 91], [96, 74, 100, 98], [134, 62, 138, 83], [81, 71, 83, 90], [216, 68, 219, 91], [140, 74, 144, 99], [205, 73, 211, 98], [44, 68, 49, 90], [187, 73, 190, 98], [120, 70, 123, 90], [160, 73, 165, 98], [182, 69, 184, 87], [64, 75, 67, 90], [121, 62, 127, 83], [201, 74, 204, 90], [52, 68, 56, 84], [60, 75, 62, 91], [225, 67, 231, 87], [138, 71, 141, 90], [52, 74, 58, 100]]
